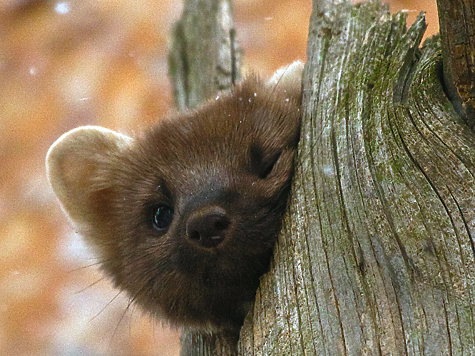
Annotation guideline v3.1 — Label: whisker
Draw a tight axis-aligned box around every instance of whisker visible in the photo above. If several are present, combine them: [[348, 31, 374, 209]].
[[88, 289, 123, 324], [109, 299, 132, 346], [67, 260, 105, 273], [75, 276, 107, 294], [109, 271, 157, 344]]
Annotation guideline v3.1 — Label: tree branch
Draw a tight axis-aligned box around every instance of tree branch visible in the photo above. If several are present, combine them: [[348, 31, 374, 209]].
[[437, 0, 475, 128]]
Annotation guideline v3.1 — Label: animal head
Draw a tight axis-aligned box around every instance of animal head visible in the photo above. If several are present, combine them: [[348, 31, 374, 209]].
[[46, 61, 303, 330]]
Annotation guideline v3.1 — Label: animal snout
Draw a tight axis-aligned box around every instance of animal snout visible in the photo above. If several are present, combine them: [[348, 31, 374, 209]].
[[185, 206, 230, 247]]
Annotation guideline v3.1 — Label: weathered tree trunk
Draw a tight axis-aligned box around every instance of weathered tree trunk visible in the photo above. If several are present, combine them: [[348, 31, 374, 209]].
[[170, 0, 475, 354], [241, 0, 475, 354]]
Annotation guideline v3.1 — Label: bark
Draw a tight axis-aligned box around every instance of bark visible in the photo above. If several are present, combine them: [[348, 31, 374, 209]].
[[169, 0, 242, 355], [241, 0, 475, 354], [180, 331, 239, 356], [437, 0, 475, 128], [168, 0, 241, 110]]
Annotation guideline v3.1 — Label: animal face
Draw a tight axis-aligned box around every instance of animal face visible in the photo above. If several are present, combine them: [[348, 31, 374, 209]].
[[46, 62, 302, 331]]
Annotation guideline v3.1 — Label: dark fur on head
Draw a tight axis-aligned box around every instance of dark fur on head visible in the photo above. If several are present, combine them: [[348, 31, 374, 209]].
[[46, 61, 303, 331]]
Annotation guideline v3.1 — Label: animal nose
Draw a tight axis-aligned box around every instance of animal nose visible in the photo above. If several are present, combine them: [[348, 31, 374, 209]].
[[186, 206, 230, 247]]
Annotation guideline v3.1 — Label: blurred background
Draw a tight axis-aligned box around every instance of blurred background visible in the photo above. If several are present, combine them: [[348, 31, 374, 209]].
[[0, 0, 438, 355]]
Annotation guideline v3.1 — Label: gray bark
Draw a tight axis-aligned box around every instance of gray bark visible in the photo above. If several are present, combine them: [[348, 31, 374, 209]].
[[180, 332, 239, 356], [437, 0, 475, 128], [241, 0, 475, 354], [169, 0, 241, 110], [170, 0, 475, 354]]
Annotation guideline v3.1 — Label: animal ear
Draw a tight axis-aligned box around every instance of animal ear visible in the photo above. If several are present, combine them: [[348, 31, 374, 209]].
[[46, 126, 132, 229], [266, 60, 304, 102]]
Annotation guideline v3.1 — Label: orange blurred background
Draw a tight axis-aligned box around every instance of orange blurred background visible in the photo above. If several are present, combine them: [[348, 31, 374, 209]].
[[0, 0, 437, 355]]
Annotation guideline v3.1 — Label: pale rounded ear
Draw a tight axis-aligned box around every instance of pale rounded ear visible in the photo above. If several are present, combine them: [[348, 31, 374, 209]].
[[46, 126, 132, 227], [266, 60, 304, 102]]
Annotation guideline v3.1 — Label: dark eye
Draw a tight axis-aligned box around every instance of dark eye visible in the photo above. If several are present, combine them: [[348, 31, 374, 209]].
[[152, 205, 174, 231], [249, 144, 281, 179]]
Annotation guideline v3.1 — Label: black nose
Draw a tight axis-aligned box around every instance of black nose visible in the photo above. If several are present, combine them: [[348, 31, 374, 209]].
[[186, 206, 230, 247]]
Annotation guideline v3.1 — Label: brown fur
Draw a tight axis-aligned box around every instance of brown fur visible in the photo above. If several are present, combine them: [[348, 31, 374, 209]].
[[46, 62, 303, 331]]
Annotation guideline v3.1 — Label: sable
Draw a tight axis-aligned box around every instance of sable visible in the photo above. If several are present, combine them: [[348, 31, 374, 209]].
[[46, 61, 303, 332]]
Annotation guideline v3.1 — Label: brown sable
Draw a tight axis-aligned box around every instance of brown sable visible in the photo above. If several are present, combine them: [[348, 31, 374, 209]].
[[46, 61, 303, 332]]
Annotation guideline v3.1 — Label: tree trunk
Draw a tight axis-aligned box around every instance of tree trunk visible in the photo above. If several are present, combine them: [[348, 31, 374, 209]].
[[241, 0, 475, 354], [168, 0, 242, 355], [168, 0, 241, 110], [170, 0, 475, 354]]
